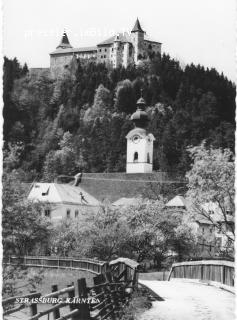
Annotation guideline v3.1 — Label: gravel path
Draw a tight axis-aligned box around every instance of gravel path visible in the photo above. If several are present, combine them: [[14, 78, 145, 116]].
[[138, 280, 235, 320]]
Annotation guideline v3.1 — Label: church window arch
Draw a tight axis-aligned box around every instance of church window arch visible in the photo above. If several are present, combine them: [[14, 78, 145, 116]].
[[134, 152, 138, 162]]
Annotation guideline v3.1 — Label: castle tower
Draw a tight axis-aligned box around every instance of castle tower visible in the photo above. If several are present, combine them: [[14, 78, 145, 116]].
[[126, 94, 155, 173], [113, 34, 121, 68], [131, 18, 145, 64], [56, 31, 73, 49]]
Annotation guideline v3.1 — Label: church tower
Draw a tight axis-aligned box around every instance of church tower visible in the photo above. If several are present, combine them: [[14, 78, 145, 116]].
[[126, 95, 155, 173]]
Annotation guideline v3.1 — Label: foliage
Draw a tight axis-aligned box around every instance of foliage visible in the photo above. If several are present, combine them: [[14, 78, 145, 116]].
[[2, 172, 52, 256], [51, 200, 196, 263], [3, 266, 44, 299], [186, 143, 235, 243], [3, 55, 235, 178]]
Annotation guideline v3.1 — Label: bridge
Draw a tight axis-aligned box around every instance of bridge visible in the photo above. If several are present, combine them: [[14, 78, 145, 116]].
[[3, 257, 235, 320], [139, 259, 235, 320]]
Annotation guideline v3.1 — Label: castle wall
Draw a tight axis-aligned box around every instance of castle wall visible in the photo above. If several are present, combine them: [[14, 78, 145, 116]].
[[50, 53, 73, 78]]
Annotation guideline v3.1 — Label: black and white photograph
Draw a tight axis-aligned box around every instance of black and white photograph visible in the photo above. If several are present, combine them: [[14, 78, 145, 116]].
[[2, 0, 235, 319]]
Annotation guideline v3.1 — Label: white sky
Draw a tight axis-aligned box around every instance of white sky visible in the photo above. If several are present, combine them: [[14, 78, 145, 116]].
[[3, 0, 236, 82]]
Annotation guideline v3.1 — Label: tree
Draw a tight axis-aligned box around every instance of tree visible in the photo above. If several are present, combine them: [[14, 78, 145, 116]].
[[186, 143, 235, 245], [42, 131, 79, 181], [2, 172, 52, 256], [114, 79, 136, 113], [83, 84, 112, 122]]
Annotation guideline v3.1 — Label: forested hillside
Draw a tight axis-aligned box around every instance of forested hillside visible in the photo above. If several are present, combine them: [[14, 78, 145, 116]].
[[3, 54, 235, 181]]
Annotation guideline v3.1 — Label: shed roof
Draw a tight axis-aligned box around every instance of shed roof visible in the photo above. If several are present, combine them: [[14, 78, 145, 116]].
[[109, 257, 139, 269], [165, 195, 187, 208]]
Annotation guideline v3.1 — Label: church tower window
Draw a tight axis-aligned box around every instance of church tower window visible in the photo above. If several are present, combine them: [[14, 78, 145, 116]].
[[134, 152, 138, 162]]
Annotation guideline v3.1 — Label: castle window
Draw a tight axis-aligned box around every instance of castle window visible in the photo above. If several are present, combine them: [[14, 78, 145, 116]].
[[134, 152, 138, 162], [147, 153, 150, 163]]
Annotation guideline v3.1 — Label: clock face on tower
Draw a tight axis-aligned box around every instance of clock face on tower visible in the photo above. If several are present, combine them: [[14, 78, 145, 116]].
[[132, 135, 140, 143]]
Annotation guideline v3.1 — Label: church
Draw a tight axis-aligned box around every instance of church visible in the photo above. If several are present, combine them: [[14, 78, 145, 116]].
[[50, 18, 162, 77]]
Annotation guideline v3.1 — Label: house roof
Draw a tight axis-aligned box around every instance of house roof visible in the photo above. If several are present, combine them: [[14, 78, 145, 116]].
[[28, 183, 100, 206], [50, 46, 97, 55], [112, 197, 138, 207], [165, 195, 187, 208]]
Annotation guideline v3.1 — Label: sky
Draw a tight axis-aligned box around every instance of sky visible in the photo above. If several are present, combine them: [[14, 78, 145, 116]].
[[3, 0, 236, 82]]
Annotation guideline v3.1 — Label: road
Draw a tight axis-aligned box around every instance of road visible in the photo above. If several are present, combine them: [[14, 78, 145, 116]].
[[138, 280, 235, 320]]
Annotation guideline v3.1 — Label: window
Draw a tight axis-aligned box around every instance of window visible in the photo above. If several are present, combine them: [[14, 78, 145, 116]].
[[99, 49, 101, 52], [75, 210, 79, 218], [44, 209, 51, 218], [101, 55, 103, 58], [134, 152, 138, 162], [105, 48, 107, 52], [66, 209, 71, 218], [112, 48, 114, 52], [147, 153, 150, 163], [104, 55, 106, 58]]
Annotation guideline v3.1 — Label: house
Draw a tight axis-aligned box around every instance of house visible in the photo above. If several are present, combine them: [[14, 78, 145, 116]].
[[165, 195, 234, 257], [27, 183, 101, 222]]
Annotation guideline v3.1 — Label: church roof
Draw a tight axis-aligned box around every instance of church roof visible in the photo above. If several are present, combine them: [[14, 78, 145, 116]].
[[56, 32, 73, 49], [131, 18, 145, 33]]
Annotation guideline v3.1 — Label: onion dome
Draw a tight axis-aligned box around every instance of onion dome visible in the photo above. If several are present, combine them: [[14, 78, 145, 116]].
[[131, 95, 149, 128]]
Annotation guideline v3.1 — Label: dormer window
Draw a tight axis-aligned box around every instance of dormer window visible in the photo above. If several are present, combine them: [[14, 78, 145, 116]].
[[41, 186, 49, 196]]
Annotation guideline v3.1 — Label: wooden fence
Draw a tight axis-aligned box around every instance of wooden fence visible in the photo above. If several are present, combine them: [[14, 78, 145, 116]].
[[3, 258, 139, 320], [168, 260, 235, 289], [3, 256, 108, 275]]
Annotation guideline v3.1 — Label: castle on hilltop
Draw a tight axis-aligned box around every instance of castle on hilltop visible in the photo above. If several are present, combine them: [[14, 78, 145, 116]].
[[50, 18, 162, 77]]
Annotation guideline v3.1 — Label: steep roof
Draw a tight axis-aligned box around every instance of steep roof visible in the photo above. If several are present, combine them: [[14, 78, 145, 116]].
[[165, 195, 187, 208], [131, 18, 145, 33], [56, 32, 73, 49], [28, 183, 100, 206], [97, 32, 132, 46], [78, 173, 186, 202], [50, 46, 97, 55]]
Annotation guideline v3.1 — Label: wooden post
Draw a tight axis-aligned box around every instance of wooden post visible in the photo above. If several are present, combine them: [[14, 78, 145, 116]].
[[77, 278, 90, 320], [52, 285, 60, 319], [29, 291, 37, 317]]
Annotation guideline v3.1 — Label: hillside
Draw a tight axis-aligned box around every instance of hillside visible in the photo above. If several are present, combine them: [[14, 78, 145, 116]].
[[3, 54, 235, 183]]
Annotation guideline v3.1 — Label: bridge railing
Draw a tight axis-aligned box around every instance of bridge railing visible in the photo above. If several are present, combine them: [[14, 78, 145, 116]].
[[168, 259, 235, 288], [3, 258, 140, 319], [3, 255, 108, 275]]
